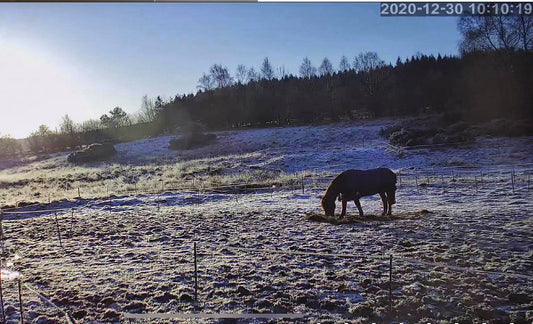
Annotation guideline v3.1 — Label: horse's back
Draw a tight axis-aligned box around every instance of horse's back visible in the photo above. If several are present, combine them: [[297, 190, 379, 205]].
[[338, 168, 396, 196]]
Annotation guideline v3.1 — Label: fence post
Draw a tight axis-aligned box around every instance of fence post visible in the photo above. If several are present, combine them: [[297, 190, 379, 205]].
[[54, 212, 63, 249], [0, 210, 4, 323], [511, 170, 515, 193], [193, 242, 198, 302], [0, 259, 4, 324], [301, 173, 305, 194], [70, 210, 74, 237], [18, 278, 23, 324], [389, 254, 393, 313], [0, 211, 4, 257]]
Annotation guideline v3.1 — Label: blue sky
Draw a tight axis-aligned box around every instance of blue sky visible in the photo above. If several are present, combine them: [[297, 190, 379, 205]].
[[0, 3, 460, 138]]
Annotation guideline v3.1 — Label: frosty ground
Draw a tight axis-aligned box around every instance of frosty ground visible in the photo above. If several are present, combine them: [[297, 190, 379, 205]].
[[1, 119, 533, 323]]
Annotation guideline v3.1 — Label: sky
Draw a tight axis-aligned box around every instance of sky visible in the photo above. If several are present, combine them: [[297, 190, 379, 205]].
[[0, 3, 461, 139]]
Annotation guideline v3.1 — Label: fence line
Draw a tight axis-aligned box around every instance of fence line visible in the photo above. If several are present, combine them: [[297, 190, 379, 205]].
[[2, 166, 532, 216]]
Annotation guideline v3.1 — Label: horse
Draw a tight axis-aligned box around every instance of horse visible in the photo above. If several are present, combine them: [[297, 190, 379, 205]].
[[321, 168, 397, 218]]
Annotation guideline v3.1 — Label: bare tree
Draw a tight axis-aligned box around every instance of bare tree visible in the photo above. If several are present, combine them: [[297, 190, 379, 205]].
[[513, 15, 533, 51], [235, 65, 248, 84], [299, 57, 316, 78], [339, 55, 351, 72], [197, 73, 214, 91], [209, 64, 233, 88], [353, 52, 385, 73], [247, 67, 259, 82], [318, 57, 334, 76], [278, 65, 289, 79], [260, 57, 275, 80], [457, 15, 531, 53]]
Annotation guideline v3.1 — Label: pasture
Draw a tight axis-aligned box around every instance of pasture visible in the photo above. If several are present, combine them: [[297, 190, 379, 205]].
[[0, 120, 532, 323]]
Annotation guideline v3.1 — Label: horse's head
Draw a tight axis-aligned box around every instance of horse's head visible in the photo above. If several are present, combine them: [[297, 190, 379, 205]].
[[321, 195, 335, 217]]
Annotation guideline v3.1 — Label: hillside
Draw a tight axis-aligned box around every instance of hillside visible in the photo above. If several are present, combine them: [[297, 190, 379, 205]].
[[0, 119, 532, 323]]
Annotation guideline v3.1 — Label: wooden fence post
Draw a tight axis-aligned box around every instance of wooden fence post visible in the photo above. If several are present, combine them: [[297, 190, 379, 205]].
[[18, 278, 23, 324], [389, 254, 393, 313], [70, 210, 74, 237], [0, 210, 4, 323], [0, 260, 5, 324], [54, 212, 63, 249], [194, 242, 198, 302], [0, 211, 4, 257]]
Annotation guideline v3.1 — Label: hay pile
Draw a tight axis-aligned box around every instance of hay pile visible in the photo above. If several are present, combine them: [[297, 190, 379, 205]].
[[306, 210, 431, 225]]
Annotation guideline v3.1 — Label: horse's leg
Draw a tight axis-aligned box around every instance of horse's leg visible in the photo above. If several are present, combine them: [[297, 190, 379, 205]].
[[341, 199, 347, 218], [386, 190, 396, 215], [354, 199, 364, 217], [379, 192, 387, 216]]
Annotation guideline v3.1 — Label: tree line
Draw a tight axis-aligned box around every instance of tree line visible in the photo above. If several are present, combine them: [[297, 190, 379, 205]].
[[1, 15, 532, 158]]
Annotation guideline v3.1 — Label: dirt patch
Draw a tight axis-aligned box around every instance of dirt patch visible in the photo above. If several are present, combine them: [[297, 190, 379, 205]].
[[306, 210, 432, 224]]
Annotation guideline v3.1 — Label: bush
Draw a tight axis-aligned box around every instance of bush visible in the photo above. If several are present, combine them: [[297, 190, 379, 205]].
[[0, 136, 22, 158], [67, 143, 117, 164]]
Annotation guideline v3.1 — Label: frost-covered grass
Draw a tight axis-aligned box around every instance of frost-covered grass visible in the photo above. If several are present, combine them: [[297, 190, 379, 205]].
[[1, 120, 533, 323]]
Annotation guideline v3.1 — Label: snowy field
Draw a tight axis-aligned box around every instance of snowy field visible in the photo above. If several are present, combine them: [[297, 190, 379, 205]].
[[1, 120, 533, 323]]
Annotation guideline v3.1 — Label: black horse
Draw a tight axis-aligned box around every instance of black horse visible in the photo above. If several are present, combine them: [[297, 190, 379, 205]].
[[321, 168, 397, 217]]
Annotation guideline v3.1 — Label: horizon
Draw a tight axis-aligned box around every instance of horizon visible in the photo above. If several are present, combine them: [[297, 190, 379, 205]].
[[0, 3, 460, 139]]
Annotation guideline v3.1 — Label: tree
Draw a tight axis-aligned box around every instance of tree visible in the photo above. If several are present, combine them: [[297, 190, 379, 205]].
[[457, 15, 533, 53], [209, 64, 233, 88], [278, 65, 289, 79], [318, 57, 334, 76], [0, 134, 22, 157], [299, 57, 316, 78], [36, 125, 53, 137], [59, 114, 75, 135], [197, 73, 214, 91], [78, 119, 102, 132], [339, 55, 351, 72], [100, 107, 130, 128], [260, 57, 275, 80], [247, 67, 259, 82], [513, 15, 533, 51], [235, 65, 248, 84], [139, 95, 157, 123], [353, 52, 385, 73]]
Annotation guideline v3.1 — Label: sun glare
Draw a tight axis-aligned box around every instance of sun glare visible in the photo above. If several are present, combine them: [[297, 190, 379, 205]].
[[0, 43, 92, 138]]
